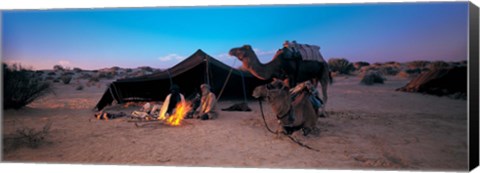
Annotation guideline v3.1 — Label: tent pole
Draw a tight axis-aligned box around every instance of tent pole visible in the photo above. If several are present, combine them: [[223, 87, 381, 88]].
[[205, 55, 210, 86], [167, 69, 173, 86], [240, 71, 247, 103]]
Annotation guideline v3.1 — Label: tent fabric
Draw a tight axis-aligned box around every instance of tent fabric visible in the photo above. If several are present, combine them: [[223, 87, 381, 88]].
[[94, 49, 268, 111], [396, 66, 467, 96]]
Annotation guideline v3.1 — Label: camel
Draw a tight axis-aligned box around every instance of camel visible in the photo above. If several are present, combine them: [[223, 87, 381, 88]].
[[252, 79, 318, 136], [229, 45, 331, 106]]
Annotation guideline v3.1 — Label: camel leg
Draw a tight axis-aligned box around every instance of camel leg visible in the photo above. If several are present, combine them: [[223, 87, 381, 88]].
[[319, 78, 328, 117], [321, 62, 331, 118]]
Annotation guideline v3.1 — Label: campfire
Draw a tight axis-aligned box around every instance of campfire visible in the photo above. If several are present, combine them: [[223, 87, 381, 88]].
[[158, 101, 192, 126]]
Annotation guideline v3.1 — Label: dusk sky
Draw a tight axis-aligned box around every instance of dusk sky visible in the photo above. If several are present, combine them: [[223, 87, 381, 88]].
[[1, 2, 469, 70]]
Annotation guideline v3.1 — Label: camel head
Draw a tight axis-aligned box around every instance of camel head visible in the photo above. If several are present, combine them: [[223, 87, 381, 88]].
[[229, 45, 257, 62], [252, 79, 289, 101]]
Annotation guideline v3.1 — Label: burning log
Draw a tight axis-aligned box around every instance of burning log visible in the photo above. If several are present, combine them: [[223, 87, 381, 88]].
[[133, 101, 193, 127]]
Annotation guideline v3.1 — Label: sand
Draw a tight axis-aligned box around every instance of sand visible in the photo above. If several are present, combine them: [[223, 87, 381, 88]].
[[1, 76, 468, 171]]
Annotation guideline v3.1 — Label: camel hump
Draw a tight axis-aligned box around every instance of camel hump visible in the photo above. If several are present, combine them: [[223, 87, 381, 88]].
[[291, 43, 325, 63]]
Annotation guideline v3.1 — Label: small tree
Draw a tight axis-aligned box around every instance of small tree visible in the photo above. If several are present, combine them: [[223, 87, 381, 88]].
[[3, 63, 52, 109], [53, 65, 65, 72], [328, 58, 355, 75]]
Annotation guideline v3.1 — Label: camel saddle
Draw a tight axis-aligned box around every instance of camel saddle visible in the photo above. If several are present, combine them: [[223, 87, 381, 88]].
[[289, 81, 323, 109]]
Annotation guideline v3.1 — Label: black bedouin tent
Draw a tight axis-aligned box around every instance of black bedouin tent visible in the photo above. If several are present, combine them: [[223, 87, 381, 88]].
[[94, 49, 268, 110]]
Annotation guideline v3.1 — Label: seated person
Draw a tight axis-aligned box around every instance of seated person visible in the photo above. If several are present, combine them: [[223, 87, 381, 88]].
[[194, 84, 218, 120], [94, 111, 127, 120], [158, 84, 185, 119]]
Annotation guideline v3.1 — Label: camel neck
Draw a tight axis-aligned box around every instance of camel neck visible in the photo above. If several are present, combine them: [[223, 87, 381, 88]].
[[244, 53, 281, 80], [269, 91, 291, 117]]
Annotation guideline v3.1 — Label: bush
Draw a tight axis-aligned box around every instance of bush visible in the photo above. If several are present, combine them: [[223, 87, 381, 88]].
[[361, 71, 385, 85], [63, 71, 75, 76], [89, 76, 100, 83], [138, 66, 153, 72], [396, 71, 410, 78], [328, 58, 355, 75], [407, 60, 430, 69], [73, 67, 83, 73], [76, 85, 84, 91], [379, 66, 400, 76], [353, 61, 370, 70], [47, 71, 56, 76], [60, 74, 73, 84], [405, 68, 422, 74], [3, 63, 52, 110], [3, 121, 52, 151], [428, 61, 450, 70], [111, 66, 121, 71], [98, 71, 115, 79], [79, 73, 92, 80]]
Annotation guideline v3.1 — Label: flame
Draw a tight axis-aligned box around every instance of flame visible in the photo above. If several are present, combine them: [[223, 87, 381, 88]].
[[159, 101, 191, 126]]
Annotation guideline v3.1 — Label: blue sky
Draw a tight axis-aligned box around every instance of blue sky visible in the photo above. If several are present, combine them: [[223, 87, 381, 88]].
[[1, 2, 469, 70]]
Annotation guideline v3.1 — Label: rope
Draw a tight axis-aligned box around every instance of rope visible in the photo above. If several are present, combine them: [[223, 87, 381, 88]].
[[216, 59, 237, 101], [258, 100, 277, 134], [258, 99, 320, 152]]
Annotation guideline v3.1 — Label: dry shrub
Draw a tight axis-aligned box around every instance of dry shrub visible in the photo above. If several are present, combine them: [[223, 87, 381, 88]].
[[428, 61, 450, 70], [396, 71, 410, 78], [3, 121, 52, 151], [407, 60, 430, 69], [353, 61, 370, 70], [361, 70, 385, 85], [98, 71, 115, 79], [60, 74, 73, 84], [79, 73, 92, 80], [139, 66, 154, 72], [76, 85, 84, 91], [86, 76, 100, 87], [89, 76, 100, 83], [73, 67, 83, 73], [328, 58, 355, 75], [3, 63, 52, 110], [45, 76, 55, 80], [379, 66, 400, 76]]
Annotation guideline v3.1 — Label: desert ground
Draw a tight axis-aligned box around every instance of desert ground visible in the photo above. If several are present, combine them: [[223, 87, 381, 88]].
[[2, 75, 468, 171]]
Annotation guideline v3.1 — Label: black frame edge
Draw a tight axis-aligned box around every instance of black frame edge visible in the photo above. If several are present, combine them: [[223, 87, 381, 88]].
[[469, 1, 480, 171]]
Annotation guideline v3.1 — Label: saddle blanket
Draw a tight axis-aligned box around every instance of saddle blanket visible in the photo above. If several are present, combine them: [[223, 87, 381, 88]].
[[288, 42, 326, 62]]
